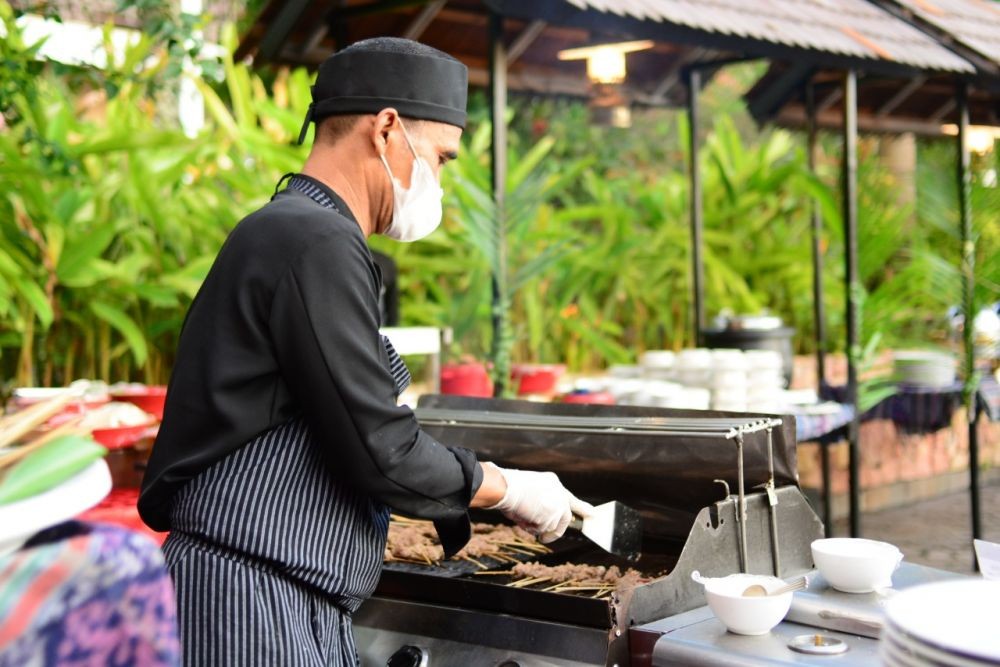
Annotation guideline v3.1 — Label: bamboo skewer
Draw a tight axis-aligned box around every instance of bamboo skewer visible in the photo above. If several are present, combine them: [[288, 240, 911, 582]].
[[510, 576, 551, 588], [0, 392, 77, 450], [0, 415, 86, 471]]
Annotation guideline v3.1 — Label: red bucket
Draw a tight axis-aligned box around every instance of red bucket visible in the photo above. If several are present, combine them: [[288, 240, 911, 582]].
[[511, 364, 565, 396], [440, 363, 493, 397]]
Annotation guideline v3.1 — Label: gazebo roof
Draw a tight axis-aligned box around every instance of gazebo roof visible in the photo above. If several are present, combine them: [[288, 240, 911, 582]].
[[745, 0, 1000, 134], [236, 0, 998, 132]]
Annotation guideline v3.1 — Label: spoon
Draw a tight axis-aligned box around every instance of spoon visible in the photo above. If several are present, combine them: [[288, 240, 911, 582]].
[[742, 576, 808, 597]]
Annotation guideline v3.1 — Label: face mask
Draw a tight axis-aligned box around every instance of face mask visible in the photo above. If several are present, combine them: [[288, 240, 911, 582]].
[[379, 121, 443, 242]]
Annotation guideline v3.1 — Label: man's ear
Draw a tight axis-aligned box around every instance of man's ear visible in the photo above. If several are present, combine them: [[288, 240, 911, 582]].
[[371, 108, 400, 158]]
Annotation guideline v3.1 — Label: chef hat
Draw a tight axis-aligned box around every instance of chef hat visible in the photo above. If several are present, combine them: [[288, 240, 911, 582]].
[[297, 37, 468, 144]]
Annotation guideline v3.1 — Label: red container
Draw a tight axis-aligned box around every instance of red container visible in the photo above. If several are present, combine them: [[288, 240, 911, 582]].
[[559, 391, 616, 405], [109, 386, 167, 421], [511, 364, 566, 396], [91, 423, 157, 450], [440, 363, 493, 397]]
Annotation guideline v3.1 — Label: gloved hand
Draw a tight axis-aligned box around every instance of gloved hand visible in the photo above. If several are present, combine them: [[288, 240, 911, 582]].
[[484, 463, 595, 543]]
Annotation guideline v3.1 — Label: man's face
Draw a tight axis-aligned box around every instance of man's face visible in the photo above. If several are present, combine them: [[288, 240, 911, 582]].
[[389, 119, 462, 187]]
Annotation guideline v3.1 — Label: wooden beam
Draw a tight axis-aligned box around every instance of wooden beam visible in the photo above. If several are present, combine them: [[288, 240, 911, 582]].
[[747, 61, 814, 121], [876, 75, 926, 117], [258, 0, 313, 61], [774, 106, 959, 136], [650, 47, 709, 102], [468, 66, 590, 97], [929, 96, 957, 122], [299, 24, 328, 56], [403, 0, 445, 40], [335, 0, 431, 19], [816, 87, 843, 114], [508, 19, 546, 64]]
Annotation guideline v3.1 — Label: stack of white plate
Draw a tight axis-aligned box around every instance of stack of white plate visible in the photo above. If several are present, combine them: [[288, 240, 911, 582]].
[[880, 579, 1000, 666]]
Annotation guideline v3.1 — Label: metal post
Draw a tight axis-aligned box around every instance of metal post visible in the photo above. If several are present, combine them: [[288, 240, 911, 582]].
[[807, 81, 833, 538], [842, 70, 862, 538], [687, 68, 705, 345], [806, 82, 827, 391], [957, 83, 981, 558], [488, 12, 509, 396], [736, 432, 748, 573], [820, 440, 833, 537]]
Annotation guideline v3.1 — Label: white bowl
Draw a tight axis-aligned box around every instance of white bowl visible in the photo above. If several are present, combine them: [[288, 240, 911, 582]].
[[811, 538, 903, 593], [641, 350, 676, 369], [695, 573, 793, 635]]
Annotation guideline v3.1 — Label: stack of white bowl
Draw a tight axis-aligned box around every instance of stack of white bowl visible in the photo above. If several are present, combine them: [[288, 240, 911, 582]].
[[710, 349, 749, 412], [608, 364, 642, 379], [744, 349, 785, 413], [675, 349, 713, 388], [640, 350, 676, 382], [881, 579, 1000, 666]]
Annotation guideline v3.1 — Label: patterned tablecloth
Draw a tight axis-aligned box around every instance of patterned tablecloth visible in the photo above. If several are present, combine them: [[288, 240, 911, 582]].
[[0, 521, 179, 667], [793, 373, 999, 442]]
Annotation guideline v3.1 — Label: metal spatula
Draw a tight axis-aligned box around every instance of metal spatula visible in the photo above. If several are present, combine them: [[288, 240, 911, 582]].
[[568, 501, 643, 561]]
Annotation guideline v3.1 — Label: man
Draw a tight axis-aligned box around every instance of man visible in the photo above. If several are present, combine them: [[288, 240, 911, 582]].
[[139, 37, 591, 666]]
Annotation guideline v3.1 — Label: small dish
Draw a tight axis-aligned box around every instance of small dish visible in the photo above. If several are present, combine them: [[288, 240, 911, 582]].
[[811, 538, 903, 593], [692, 571, 794, 635]]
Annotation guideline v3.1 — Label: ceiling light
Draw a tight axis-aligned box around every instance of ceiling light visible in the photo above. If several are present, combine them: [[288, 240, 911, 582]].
[[558, 40, 654, 85]]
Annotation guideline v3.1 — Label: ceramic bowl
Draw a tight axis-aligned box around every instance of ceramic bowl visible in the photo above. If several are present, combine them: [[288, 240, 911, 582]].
[[695, 572, 793, 635], [811, 538, 903, 593]]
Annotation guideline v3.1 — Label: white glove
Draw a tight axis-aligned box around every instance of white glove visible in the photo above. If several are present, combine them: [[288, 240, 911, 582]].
[[485, 463, 595, 543]]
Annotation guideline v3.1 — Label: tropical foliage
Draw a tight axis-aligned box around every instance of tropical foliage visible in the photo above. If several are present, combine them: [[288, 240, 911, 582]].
[[1, 3, 996, 391]]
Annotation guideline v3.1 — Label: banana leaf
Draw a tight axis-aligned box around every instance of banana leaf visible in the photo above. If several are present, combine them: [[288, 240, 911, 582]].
[[0, 435, 107, 505]]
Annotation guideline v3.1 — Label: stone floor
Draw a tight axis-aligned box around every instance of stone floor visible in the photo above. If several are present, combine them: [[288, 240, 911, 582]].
[[833, 479, 1000, 573]]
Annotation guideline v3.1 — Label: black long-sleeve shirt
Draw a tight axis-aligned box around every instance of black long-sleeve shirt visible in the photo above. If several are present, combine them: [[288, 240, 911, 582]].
[[139, 176, 481, 553]]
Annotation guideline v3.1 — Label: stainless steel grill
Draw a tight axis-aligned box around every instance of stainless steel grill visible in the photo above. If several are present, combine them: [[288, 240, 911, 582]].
[[354, 396, 824, 667]]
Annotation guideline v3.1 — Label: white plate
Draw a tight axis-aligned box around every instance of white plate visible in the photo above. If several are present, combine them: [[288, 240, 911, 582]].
[[0, 459, 111, 557], [880, 632, 931, 667], [885, 580, 1000, 663], [885, 622, 996, 667]]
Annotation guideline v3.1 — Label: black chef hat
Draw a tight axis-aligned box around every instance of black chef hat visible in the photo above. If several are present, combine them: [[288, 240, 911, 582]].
[[297, 37, 468, 144]]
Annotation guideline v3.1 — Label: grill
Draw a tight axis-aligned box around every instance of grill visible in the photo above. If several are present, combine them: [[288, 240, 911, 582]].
[[354, 396, 824, 667]]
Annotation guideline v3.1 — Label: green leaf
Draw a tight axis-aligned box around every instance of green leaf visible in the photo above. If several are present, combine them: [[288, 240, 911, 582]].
[[89, 300, 148, 366], [57, 225, 117, 285], [0, 435, 107, 505], [15, 277, 53, 329]]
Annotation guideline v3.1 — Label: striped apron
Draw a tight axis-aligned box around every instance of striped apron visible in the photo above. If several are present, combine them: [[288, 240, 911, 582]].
[[162, 174, 412, 666]]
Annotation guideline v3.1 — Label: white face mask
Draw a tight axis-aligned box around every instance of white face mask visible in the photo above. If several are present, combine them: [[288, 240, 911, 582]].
[[379, 121, 443, 242]]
